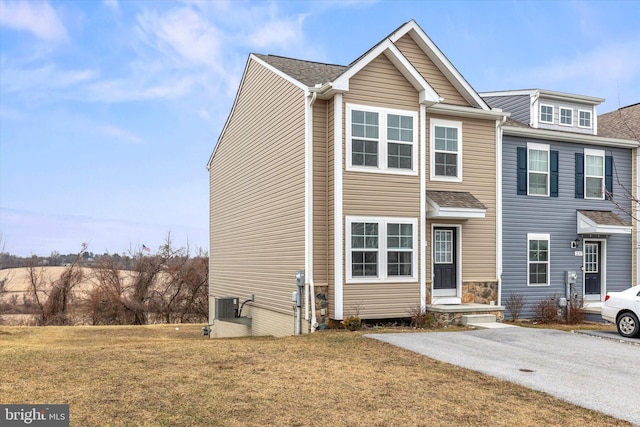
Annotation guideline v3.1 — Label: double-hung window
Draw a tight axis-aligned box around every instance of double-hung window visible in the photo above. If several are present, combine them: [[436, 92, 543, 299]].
[[527, 143, 549, 196], [540, 104, 554, 123], [430, 118, 462, 181], [584, 148, 605, 199], [560, 107, 573, 126], [346, 217, 417, 283], [347, 104, 417, 174], [579, 110, 592, 128], [528, 233, 549, 286], [517, 143, 558, 197]]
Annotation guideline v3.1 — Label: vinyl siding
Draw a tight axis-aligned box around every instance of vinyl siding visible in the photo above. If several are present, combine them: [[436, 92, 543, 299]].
[[394, 34, 470, 107], [426, 115, 497, 281], [313, 99, 328, 285], [327, 98, 336, 318], [209, 58, 306, 316], [340, 55, 422, 318], [502, 134, 633, 318], [482, 95, 530, 124], [536, 98, 596, 134]]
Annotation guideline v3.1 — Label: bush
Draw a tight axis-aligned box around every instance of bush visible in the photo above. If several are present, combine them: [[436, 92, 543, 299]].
[[407, 303, 433, 329], [534, 296, 560, 323], [566, 294, 585, 325], [504, 292, 526, 322], [342, 316, 362, 331]]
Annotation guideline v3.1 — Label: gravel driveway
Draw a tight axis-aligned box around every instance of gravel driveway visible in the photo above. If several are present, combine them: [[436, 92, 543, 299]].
[[367, 328, 640, 426]]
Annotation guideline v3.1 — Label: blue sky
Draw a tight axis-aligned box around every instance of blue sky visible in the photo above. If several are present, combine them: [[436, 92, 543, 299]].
[[1, 0, 639, 257]]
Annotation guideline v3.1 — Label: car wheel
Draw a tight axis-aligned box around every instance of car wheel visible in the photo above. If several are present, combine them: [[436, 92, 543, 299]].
[[616, 312, 640, 338]]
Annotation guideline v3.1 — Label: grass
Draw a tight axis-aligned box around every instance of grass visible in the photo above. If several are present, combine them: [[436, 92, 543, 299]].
[[0, 324, 631, 427]]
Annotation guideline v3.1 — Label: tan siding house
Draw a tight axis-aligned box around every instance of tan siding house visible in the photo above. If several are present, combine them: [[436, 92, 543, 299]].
[[208, 20, 508, 337]]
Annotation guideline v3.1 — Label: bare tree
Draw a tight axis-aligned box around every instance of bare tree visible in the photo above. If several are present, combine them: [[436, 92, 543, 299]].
[[26, 243, 87, 325]]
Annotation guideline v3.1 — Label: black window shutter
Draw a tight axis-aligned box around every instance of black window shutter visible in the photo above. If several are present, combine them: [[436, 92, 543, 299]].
[[605, 155, 613, 199], [550, 150, 559, 197], [575, 152, 584, 198], [517, 147, 527, 195]]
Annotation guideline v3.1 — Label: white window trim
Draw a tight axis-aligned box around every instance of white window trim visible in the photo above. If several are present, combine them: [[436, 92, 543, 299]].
[[527, 142, 550, 197], [430, 118, 463, 182], [345, 216, 418, 284], [539, 104, 554, 124], [584, 148, 605, 200], [346, 103, 418, 175], [527, 233, 550, 287], [578, 109, 592, 129], [559, 107, 573, 127]]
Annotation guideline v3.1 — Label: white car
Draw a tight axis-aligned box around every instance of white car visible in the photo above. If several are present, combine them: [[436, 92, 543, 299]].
[[602, 285, 640, 338]]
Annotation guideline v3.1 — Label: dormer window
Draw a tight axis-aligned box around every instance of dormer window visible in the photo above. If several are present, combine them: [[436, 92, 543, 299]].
[[560, 107, 573, 126], [579, 110, 592, 128], [540, 104, 554, 123]]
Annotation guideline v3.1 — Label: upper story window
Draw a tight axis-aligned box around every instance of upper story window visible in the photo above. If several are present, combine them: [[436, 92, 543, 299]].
[[540, 104, 554, 123], [575, 150, 613, 200], [517, 144, 558, 197], [560, 107, 573, 126], [528, 143, 549, 196], [584, 148, 605, 199], [347, 104, 417, 174], [578, 110, 592, 128], [346, 216, 418, 283], [430, 118, 462, 182], [528, 233, 550, 286]]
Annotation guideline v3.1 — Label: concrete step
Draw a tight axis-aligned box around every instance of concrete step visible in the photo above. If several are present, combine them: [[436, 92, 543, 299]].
[[461, 314, 496, 325], [466, 322, 518, 329]]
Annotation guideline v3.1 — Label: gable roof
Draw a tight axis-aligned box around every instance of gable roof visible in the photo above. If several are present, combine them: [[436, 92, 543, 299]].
[[253, 54, 346, 87], [598, 103, 640, 140]]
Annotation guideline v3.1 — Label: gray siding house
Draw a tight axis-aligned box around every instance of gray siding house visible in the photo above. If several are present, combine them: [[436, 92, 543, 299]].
[[481, 90, 638, 319]]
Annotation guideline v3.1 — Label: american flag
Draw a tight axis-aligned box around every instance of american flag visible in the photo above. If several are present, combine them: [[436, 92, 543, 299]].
[[142, 245, 151, 253]]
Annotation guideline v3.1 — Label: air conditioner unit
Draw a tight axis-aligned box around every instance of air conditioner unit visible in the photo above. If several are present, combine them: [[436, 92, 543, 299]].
[[215, 297, 238, 319]]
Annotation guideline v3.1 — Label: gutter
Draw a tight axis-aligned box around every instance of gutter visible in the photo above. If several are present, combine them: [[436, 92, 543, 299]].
[[503, 126, 640, 148]]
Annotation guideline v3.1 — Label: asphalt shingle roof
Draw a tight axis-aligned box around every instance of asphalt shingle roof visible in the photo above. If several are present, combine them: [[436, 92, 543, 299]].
[[426, 190, 486, 210], [598, 103, 640, 140], [577, 210, 631, 227], [253, 54, 347, 87]]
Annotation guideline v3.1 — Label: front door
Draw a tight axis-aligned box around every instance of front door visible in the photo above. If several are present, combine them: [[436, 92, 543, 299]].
[[433, 227, 456, 296], [584, 241, 602, 300]]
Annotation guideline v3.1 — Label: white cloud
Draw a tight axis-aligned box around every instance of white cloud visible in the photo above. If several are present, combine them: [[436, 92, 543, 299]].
[[99, 125, 143, 145], [0, 0, 67, 41], [84, 75, 194, 102], [247, 15, 306, 49], [103, 0, 120, 14], [0, 63, 97, 94], [135, 6, 222, 69]]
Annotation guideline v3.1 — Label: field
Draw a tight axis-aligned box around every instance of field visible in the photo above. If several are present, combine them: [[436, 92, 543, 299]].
[[0, 324, 630, 427]]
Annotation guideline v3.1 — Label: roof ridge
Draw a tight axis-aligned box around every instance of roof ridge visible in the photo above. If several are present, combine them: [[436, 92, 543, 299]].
[[253, 53, 345, 68]]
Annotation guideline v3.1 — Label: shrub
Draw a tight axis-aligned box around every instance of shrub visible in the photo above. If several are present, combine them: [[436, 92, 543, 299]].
[[342, 316, 362, 331], [566, 294, 585, 325], [534, 296, 560, 323], [407, 303, 433, 329], [504, 292, 526, 322]]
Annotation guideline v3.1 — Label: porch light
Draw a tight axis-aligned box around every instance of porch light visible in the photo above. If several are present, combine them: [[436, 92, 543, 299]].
[[571, 237, 581, 249]]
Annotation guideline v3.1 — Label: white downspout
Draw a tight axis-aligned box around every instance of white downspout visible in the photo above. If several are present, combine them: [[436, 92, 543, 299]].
[[496, 112, 507, 305], [637, 147, 640, 285], [420, 103, 427, 312], [306, 89, 319, 332], [530, 91, 540, 128]]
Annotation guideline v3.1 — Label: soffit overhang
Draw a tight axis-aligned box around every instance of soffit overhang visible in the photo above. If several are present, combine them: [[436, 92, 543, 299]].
[[577, 210, 631, 235], [426, 190, 487, 219]]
